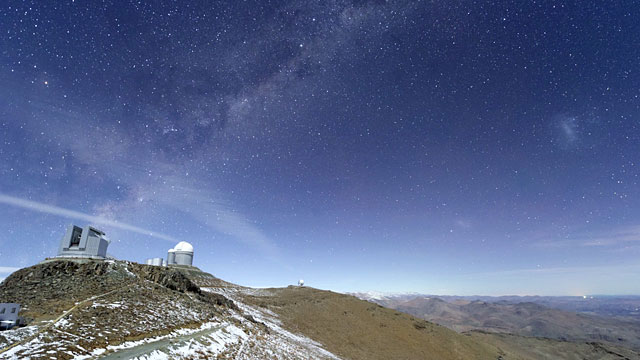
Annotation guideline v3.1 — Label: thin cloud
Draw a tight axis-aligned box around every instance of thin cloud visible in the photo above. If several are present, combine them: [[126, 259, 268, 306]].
[[532, 225, 640, 248], [581, 226, 640, 246], [464, 263, 640, 278], [0, 193, 178, 243], [133, 180, 282, 261], [0, 267, 20, 274]]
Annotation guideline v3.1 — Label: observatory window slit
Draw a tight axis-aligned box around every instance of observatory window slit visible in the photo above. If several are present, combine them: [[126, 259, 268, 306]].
[[70, 226, 82, 246]]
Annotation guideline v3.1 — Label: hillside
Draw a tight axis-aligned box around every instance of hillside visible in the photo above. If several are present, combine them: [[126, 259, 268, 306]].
[[210, 286, 499, 360], [466, 331, 640, 360], [0, 260, 502, 359]]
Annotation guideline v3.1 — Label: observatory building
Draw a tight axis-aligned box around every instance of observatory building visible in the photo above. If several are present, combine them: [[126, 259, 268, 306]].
[[57, 225, 110, 259], [167, 241, 194, 266], [143, 241, 194, 267], [0, 303, 21, 330], [145, 257, 164, 266]]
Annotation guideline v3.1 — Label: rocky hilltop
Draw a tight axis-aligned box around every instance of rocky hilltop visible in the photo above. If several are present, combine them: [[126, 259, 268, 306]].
[[0, 260, 228, 319]]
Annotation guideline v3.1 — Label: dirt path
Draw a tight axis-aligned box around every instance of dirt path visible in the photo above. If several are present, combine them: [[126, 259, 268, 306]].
[[97, 324, 227, 359]]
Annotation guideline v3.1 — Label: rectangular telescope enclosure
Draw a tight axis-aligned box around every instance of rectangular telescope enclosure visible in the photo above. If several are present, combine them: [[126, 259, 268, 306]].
[[57, 225, 110, 259]]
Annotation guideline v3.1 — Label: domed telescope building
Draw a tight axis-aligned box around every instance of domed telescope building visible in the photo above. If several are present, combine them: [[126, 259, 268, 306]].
[[167, 241, 194, 266]]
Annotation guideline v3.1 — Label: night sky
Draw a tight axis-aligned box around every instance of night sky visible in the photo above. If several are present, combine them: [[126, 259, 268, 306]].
[[1, 0, 639, 295]]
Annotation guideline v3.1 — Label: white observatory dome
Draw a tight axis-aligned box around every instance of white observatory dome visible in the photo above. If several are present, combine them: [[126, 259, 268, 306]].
[[173, 241, 194, 253], [168, 248, 176, 253]]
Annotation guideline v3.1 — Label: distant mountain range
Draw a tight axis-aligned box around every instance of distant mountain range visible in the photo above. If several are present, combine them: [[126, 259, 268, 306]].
[[351, 292, 640, 352], [351, 292, 640, 318]]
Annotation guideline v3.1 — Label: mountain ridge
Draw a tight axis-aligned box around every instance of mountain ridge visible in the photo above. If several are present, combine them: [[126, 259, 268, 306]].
[[1, 260, 638, 359]]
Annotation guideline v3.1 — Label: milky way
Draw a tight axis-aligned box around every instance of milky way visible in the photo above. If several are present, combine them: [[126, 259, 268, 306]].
[[1, 0, 639, 295]]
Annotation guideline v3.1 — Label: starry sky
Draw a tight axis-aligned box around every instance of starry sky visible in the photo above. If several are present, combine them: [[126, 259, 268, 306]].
[[1, 0, 639, 295]]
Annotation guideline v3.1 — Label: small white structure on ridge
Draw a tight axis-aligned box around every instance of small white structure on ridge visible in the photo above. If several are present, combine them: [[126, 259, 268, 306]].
[[0, 303, 21, 330], [167, 248, 176, 265], [145, 257, 163, 266], [298, 279, 304, 287]]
